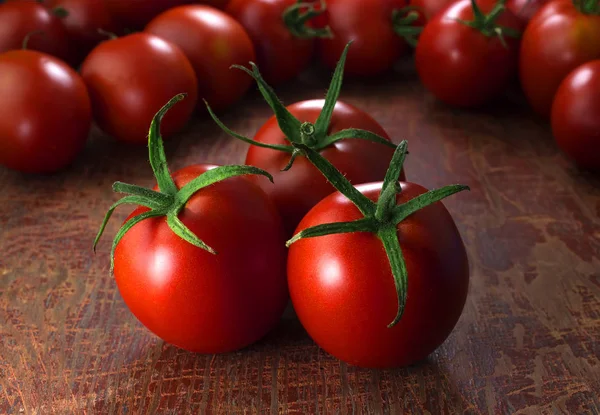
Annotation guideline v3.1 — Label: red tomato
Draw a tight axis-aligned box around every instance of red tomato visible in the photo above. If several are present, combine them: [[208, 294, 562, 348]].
[[415, 0, 522, 107], [551, 60, 600, 171], [246, 100, 398, 236], [409, 0, 456, 25], [0, 2, 71, 61], [80, 33, 198, 143], [46, 0, 120, 64], [506, 0, 549, 24], [226, 0, 316, 85], [317, 0, 412, 76], [145, 5, 255, 112], [520, 0, 600, 118], [288, 181, 469, 368], [0, 50, 91, 173], [114, 165, 288, 353]]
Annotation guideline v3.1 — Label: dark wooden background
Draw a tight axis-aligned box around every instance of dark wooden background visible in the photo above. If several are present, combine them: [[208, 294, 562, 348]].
[[1, 64, 599, 414]]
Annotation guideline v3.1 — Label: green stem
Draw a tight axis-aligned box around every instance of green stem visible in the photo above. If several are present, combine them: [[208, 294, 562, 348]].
[[22, 30, 44, 50], [282, 0, 333, 39]]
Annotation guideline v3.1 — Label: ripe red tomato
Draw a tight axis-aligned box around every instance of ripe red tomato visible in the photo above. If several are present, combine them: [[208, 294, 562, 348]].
[[246, 100, 398, 235], [146, 5, 255, 112], [415, 0, 522, 107], [520, 0, 600, 118], [506, 0, 549, 24], [317, 0, 412, 77], [0, 50, 91, 173], [113, 165, 288, 353], [551, 60, 600, 171], [0, 1, 71, 61], [226, 0, 319, 85], [287, 181, 469, 368], [80, 33, 198, 143], [409, 0, 456, 25], [46, 0, 120, 64]]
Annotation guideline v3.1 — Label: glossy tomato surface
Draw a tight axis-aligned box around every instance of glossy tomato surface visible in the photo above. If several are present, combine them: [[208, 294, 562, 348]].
[[415, 0, 522, 107], [288, 182, 470, 368], [80, 33, 198, 143], [0, 50, 91, 173], [246, 100, 398, 236], [506, 0, 549, 24], [0, 2, 71, 61], [317, 0, 410, 76], [409, 0, 455, 25], [520, 0, 600, 117], [551, 60, 600, 171], [146, 5, 255, 111], [226, 0, 314, 85], [114, 165, 288, 353], [47, 0, 120, 64]]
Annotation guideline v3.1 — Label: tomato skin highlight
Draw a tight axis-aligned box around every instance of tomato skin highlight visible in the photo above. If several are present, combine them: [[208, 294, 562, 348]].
[[287, 182, 469, 368], [551, 60, 600, 171], [317, 0, 410, 77], [415, 0, 522, 108], [226, 0, 314, 85], [80, 33, 198, 144], [245, 99, 398, 236], [145, 5, 255, 111], [505, 0, 550, 24], [0, 2, 71, 62], [114, 165, 288, 353], [0, 50, 91, 173], [520, 0, 600, 118]]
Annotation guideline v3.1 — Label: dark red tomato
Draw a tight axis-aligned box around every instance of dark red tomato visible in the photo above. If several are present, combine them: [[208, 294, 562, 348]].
[[80, 33, 198, 143], [506, 0, 549, 24], [0, 50, 91, 173], [145, 5, 255, 112], [287, 181, 469, 368], [520, 0, 600, 118], [409, 0, 456, 25], [46, 0, 120, 64], [115, 165, 288, 353], [415, 0, 522, 107], [318, 0, 412, 77], [0, 2, 71, 61], [105, 0, 189, 30], [551, 60, 600, 171], [226, 0, 314, 85], [246, 100, 399, 236]]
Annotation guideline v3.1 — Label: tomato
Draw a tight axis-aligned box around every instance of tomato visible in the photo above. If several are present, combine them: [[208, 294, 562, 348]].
[[80, 33, 198, 143], [286, 143, 469, 368], [506, 0, 550, 24], [0, 50, 91, 173], [0, 1, 71, 62], [145, 5, 255, 112], [317, 0, 414, 77], [520, 0, 600, 118], [46, 0, 120, 64], [409, 0, 456, 25], [226, 0, 323, 85], [247, 100, 398, 235], [415, 0, 522, 107], [551, 60, 600, 171], [105, 0, 188, 30]]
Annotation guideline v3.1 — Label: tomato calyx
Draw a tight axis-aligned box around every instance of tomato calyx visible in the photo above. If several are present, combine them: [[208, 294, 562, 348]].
[[574, 0, 600, 14], [93, 94, 274, 271], [282, 0, 333, 39], [458, 0, 520, 47], [207, 42, 396, 171], [391, 7, 423, 47], [286, 141, 469, 328]]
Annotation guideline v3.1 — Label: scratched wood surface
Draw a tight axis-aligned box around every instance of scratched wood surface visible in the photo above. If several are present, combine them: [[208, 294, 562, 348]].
[[1, 64, 599, 414]]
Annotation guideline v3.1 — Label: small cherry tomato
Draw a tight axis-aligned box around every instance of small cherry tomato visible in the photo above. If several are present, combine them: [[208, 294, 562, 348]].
[[145, 5, 255, 112], [505, 0, 550, 24], [415, 0, 522, 107], [551, 60, 600, 171], [520, 0, 600, 118], [0, 1, 71, 62], [0, 50, 91, 173], [81, 33, 198, 143]]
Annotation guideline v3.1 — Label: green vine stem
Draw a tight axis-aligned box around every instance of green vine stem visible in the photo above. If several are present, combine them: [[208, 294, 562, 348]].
[[286, 141, 469, 328], [205, 42, 397, 172], [574, 0, 600, 14], [391, 7, 424, 47], [457, 0, 521, 47], [93, 94, 274, 272], [283, 0, 333, 39]]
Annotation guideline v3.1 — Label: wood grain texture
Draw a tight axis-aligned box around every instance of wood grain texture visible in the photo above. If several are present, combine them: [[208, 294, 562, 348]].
[[1, 65, 599, 415]]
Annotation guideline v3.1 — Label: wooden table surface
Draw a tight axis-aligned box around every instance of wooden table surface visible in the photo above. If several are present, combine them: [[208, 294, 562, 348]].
[[1, 66, 599, 414]]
